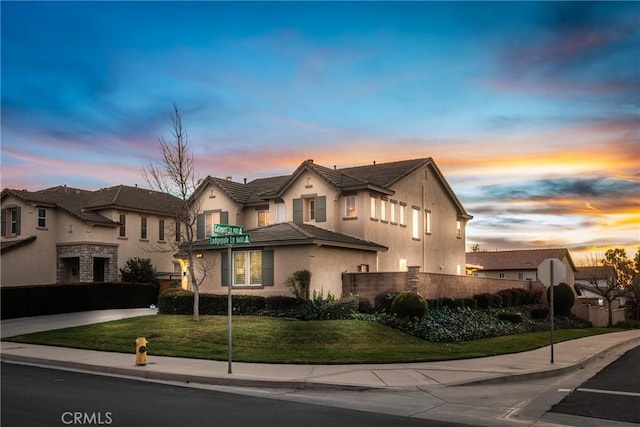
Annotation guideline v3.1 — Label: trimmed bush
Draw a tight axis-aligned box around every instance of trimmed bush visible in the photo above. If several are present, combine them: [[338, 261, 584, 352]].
[[390, 291, 428, 319], [322, 297, 360, 320], [498, 311, 523, 323], [613, 320, 640, 329], [546, 282, 575, 316], [473, 293, 494, 309], [374, 291, 400, 313], [530, 306, 550, 319]]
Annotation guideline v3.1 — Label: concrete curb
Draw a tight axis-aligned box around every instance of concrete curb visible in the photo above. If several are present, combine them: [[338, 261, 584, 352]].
[[0, 353, 376, 391], [448, 334, 640, 386]]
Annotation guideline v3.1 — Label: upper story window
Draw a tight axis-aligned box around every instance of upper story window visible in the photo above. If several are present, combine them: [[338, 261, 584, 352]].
[[205, 211, 221, 237], [390, 201, 397, 224], [275, 202, 286, 223], [425, 210, 431, 234], [257, 209, 270, 227], [370, 196, 377, 219], [293, 196, 325, 224], [307, 199, 316, 221], [37, 208, 47, 228], [140, 216, 148, 240], [1, 207, 21, 237], [158, 219, 165, 241], [399, 203, 406, 226], [175, 221, 181, 242], [344, 195, 356, 218], [456, 220, 462, 238], [119, 214, 126, 237], [380, 199, 387, 222], [412, 207, 420, 239]]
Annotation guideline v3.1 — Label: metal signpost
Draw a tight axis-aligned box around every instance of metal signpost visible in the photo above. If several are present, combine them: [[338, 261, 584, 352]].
[[209, 224, 250, 374], [538, 258, 566, 365]]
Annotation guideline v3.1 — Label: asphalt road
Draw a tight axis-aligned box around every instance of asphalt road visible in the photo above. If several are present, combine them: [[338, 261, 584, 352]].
[[549, 344, 640, 424], [0, 363, 468, 427]]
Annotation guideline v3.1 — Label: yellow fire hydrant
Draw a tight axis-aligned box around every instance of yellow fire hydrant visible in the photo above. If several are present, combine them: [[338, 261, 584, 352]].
[[135, 337, 149, 366]]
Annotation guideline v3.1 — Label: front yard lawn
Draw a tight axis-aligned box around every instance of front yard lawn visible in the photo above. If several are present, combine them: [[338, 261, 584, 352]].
[[4, 315, 620, 364]]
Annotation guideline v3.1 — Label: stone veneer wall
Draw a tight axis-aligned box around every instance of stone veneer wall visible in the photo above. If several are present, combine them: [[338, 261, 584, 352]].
[[343, 270, 541, 302], [57, 243, 118, 283]]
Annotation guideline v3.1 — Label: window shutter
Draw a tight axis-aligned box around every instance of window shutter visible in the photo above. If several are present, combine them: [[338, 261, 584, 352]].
[[196, 214, 204, 239], [292, 198, 303, 224], [1, 209, 5, 236], [221, 211, 229, 224], [315, 196, 326, 222], [262, 250, 274, 286], [15, 207, 21, 235], [221, 251, 229, 287]]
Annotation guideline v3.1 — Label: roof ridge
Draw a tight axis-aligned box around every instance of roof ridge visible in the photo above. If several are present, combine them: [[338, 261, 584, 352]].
[[111, 185, 124, 205], [287, 221, 315, 238]]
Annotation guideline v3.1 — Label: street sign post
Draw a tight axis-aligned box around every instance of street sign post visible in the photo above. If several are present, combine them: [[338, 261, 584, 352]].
[[209, 225, 251, 375], [538, 258, 567, 364]]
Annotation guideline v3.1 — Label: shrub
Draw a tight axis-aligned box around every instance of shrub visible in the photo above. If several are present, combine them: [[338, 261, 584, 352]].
[[374, 291, 400, 313], [498, 311, 523, 323], [530, 306, 550, 319], [285, 270, 311, 299], [390, 291, 428, 319], [546, 282, 575, 316], [322, 297, 360, 320], [120, 257, 159, 285], [614, 320, 640, 329], [473, 293, 494, 309], [264, 296, 299, 312]]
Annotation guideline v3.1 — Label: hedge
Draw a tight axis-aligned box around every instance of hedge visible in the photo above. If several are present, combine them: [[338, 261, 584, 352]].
[[1, 282, 158, 319]]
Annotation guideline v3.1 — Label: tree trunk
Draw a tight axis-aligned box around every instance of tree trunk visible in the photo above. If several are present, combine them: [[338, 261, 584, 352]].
[[607, 300, 613, 327], [188, 253, 200, 321]]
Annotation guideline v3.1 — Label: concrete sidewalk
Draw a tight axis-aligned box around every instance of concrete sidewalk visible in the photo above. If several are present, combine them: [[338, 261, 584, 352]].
[[1, 310, 638, 390]]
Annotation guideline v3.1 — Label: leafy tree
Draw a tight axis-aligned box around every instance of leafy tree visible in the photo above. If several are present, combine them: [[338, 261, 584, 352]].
[[120, 257, 158, 284], [285, 270, 311, 299]]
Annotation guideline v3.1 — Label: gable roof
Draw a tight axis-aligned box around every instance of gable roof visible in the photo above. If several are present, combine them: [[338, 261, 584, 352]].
[[2, 185, 182, 226], [194, 158, 472, 218], [466, 248, 577, 272], [1, 235, 37, 253], [190, 222, 388, 253]]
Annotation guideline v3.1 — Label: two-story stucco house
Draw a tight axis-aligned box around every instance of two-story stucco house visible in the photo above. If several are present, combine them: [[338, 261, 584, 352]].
[[183, 158, 472, 298], [1, 185, 182, 286]]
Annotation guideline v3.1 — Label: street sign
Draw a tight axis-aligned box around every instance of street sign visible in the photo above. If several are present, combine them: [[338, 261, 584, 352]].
[[209, 234, 251, 246], [214, 224, 244, 235]]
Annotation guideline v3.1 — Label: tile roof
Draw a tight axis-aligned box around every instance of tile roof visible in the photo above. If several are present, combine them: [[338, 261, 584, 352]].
[[2, 185, 182, 225], [466, 248, 576, 271], [198, 158, 471, 217], [191, 222, 387, 252], [1, 236, 37, 253]]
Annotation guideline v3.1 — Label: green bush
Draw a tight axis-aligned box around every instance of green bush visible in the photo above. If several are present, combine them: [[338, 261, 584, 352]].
[[374, 291, 400, 313], [120, 257, 158, 285], [614, 320, 640, 329], [498, 311, 523, 323], [473, 293, 494, 309], [322, 297, 360, 320], [390, 291, 428, 319], [546, 282, 575, 316], [530, 306, 550, 319]]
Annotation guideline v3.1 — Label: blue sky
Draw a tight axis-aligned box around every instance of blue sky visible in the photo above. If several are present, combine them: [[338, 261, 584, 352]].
[[1, 1, 638, 261]]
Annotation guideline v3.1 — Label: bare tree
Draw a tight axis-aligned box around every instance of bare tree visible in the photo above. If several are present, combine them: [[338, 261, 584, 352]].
[[143, 103, 209, 320]]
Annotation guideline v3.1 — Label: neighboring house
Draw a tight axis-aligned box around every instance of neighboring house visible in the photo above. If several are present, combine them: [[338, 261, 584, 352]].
[[1, 185, 182, 286], [466, 248, 577, 287], [574, 266, 626, 306], [182, 158, 472, 297]]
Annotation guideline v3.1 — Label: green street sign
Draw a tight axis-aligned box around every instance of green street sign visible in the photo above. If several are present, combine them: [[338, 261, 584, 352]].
[[214, 223, 244, 235], [209, 234, 251, 246]]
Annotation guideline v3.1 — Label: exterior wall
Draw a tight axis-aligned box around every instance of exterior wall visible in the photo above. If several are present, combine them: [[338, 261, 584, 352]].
[[280, 170, 341, 229], [572, 300, 625, 327], [357, 163, 467, 274], [475, 270, 538, 281], [56, 243, 118, 282], [343, 271, 538, 302], [308, 245, 379, 298]]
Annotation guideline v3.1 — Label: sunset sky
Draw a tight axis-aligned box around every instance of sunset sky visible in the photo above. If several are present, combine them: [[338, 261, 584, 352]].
[[1, 1, 638, 262]]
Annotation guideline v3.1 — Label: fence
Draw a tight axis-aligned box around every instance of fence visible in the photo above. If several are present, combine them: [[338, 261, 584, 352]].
[[342, 266, 543, 302]]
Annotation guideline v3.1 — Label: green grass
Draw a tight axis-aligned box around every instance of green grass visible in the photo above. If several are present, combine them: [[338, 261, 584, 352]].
[[4, 315, 621, 364]]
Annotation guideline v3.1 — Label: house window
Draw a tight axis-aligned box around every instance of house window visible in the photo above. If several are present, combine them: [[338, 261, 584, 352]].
[[380, 199, 387, 222], [499, 272, 505, 279], [456, 220, 462, 238], [233, 250, 263, 286], [425, 210, 431, 234], [175, 221, 181, 242], [412, 207, 420, 239], [307, 199, 316, 221], [119, 214, 127, 237], [399, 203, 406, 226], [37, 208, 47, 228], [159, 219, 165, 241], [345, 195, 356, 218], [390, 201, 397, 224], [140, 217, 148, 239], [370, 196, 377, 219], [275, 202, 286, 223], [2, 207, 21, 236], [205, 211, 221, 237], [257, 209, 270, 227]]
